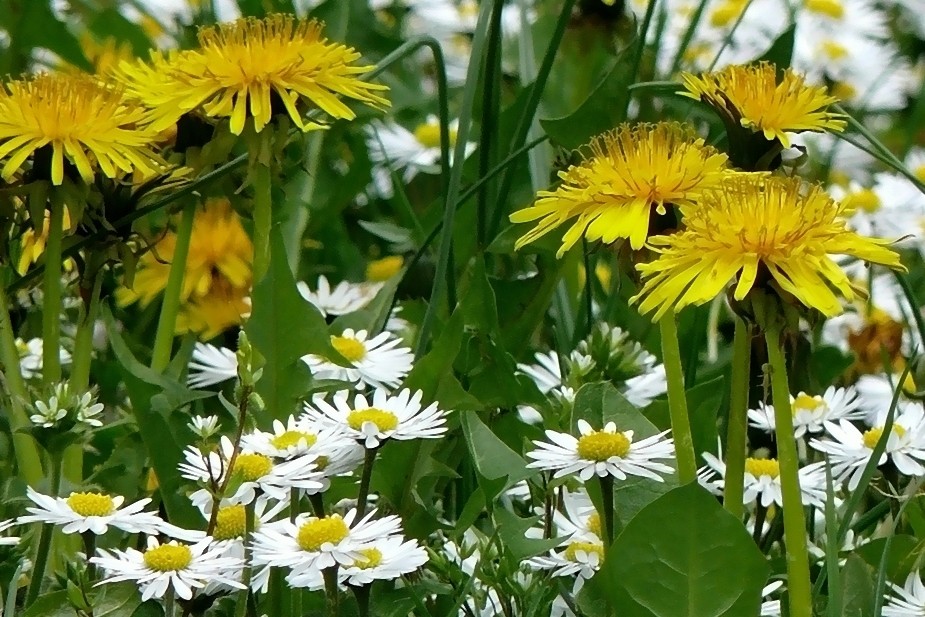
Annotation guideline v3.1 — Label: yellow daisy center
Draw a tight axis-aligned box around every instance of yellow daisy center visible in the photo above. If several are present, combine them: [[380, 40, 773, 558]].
[[914, 165, 925, 184], [821, 40, 848, 60], [213, 505, 247, 541], [66, 492, 115, 517], [841, 188, 881, 214], [564, 541, 605, 563], [863, 425, 905, 449], [143, 544, 193, 572], [745, 457, 780, 478], [366, 256, 404, 282], [331, 335, 367, 362], [831, 81, 856, 102], [297, 515, 349, 551], [271, 430, 317, 450], [352, 548, 383, 570], [413, 121, 458, 149], [805, 0, 844, 19], [586, 512, 602, 538], [576, 430, 632, 461], [347, 408, 399, 432], [231, 453, 273, 482], [793, 393, 827, 415]]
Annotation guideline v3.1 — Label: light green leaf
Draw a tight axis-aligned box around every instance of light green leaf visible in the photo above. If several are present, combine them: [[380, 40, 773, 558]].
[[461, 412, 534, 501]]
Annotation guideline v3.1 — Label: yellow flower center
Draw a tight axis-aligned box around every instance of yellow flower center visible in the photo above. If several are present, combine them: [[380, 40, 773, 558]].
[[231, 453, 273, 482], [576, 430, 632, 461], [564, 541, 605, 563], [66, 492, 115, 517], [831, 81, 856, 101], [143, 544, 193, 572], [745, 457, 780, 478], [821, 40, 848, 60], [352, 548, 383, 570], [914, 165, 925, 184], [347, 408, 399, 432], [863, 425, 905, 449], [331, 335, 367, 362], [805, 0, 844, 18], [586, 512, 602, 538], [366, 256, 404, 282], [841, 188, 881, 214], [297, 516, 349, 551], [709, 1, 747, 27], [412, 121, 458, 149], [213, 505, 247, 541], [792, 393, 827, 415], [271, 430, 317, 450]]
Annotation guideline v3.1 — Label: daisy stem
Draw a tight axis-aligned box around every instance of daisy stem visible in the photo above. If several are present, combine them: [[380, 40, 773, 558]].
[[41, 194, 65, 386], [724, 318, 751, 520], [598, 475, 615, 550], [356, 447, 378, 519], [163, 587, 176, 617], [150, 201, 196, 373], [25, 452, 61, 606], [658, 312, 698, 484], [290, 487, 300, 524], [323, 567, 340, 617], [251, 163, 272, 283], [354, 585, 371, 617], [0, 279, 44, 486], [764, 326, 812, 617], [233, 502, 255, 617], [309, 492, 325, 518], [82, 531, 96, 579]]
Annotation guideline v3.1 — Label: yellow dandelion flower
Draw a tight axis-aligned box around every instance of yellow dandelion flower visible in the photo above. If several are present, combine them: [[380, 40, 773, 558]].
[[17, 208, 74, 275], [632, 176, 904, 320], [0, 73, 167, 185], [79, 35, 136, 75], [510, 123, 730, 256], [680, 62, 846, 148], [176, 280, 252, 340], [113, 14, 389, 136]]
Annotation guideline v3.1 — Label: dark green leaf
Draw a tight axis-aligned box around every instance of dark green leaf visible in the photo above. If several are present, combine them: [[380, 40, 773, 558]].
[[461, 412, 534, 501], [755, 24, 796, 69], [493, 507, 565, 561], [571, 382, 659, 437], [839, 553, 875, 617]]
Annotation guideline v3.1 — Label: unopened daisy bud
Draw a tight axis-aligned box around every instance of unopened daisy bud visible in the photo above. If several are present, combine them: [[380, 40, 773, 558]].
[[28, 383, 104, 430], [189, 415, 221, 440], [235, 331, 261, 388]]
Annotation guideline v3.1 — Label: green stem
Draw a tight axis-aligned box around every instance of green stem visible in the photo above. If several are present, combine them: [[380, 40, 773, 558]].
[[25, 453, 61, 606], [41, 197, 64, 386], [658, 312, 697, 483], [598, 475, 615, 550], [150, 202, 196, 372], [356, 447, 378, 519], [233, 502, 255, 617], [0, 281, 44, 486], [309, 492, 325, 518], [764, 327, 812, 617], [163, 587, 176, 617], [354, 585, 371, 617], [251, 163, 272, 282], [82, 532, 96, 579], [323, 567, 339, 617], [724, 318, 751, 519], [290, 486, 300, 524]]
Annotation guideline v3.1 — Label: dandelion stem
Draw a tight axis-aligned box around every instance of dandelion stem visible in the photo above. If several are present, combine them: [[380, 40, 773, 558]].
[[356, 447, 378, 519], [251, 163, 272, 282], [41, 193, 64, 386], [26, 453, 61, 606], [658, 312, 698, 484], [598, 475, 615, 550], [0, 279, 44, 486], [764, 326, 812, 617], [233, 502, 255, 617], [150, 201, 196, 372], [724, 318, 751, 519]]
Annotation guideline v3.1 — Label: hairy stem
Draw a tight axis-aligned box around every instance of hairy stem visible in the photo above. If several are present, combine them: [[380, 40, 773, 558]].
[[150, 202, 196, 372], [659, 313, 697, 483]]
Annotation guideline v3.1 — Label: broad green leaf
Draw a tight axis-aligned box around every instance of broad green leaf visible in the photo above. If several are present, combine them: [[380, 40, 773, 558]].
[[755, 24, 796, 69], [856, 535, 921, 584], [603, 483, 769, 616], [493, 507, 565, 561], [405, 311, 481, 410], [0, 1, 90, 73], [839, 553, 875, 617], [461, 412, 534, 500], [645, 376, 723, 458], [571, 382, 660, 436], [23, 583, 142, 617]]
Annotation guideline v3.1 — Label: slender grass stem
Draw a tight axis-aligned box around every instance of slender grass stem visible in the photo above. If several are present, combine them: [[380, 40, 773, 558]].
[[25, 453, 61, 606], [251, 163, 272, 282], [764, 326, 812, 617], [724, 318, 751, 519], [658, 312, 697, 483], [41, 196, 64, 386], [150, 202, 196, 372]]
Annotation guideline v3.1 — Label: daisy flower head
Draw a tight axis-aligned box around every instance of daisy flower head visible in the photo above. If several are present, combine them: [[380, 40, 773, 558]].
[[679, 62, 847, 149], [0, 73, 166, 185], [114, 14, 389, 136], [28, 382, 104, 429], [301, 328, 413, 389], [700, 453, 830, 508], [91, 536, 245, 601], [632, 175, 905, 321], [527, 538, 604, 590], [18, 487, 167, 535], [509, 122, 730, 255], [884, 571, 925, 617], [188, 415, 221, 440], [297, 275, 381, 318], [526, 419, 675, 482], [331, 534, 428, 587], [304, 388, 448, 449], [747, 386, 864, 438], [250, 509, 402, 584], [187, 343, 238, 388]]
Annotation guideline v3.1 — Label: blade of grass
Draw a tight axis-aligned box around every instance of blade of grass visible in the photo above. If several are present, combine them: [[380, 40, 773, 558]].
[[476, 0, 505, 248], [669, 0, 710, 74], [873, 477, 924, 617]]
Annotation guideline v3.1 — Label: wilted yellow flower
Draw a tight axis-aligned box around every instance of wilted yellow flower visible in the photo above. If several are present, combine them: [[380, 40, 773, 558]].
[[680, 62, 846, 148], [510, 123, 730, 256], [17, 208, 74, 275], [176, 280, 252, 340], [0, 73, 166, 185], [114, 14, 389, 136], [632, 176, 903, 320]]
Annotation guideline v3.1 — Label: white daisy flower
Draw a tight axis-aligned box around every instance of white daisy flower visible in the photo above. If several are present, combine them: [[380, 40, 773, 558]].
[[761, 580, 784, 617], [623, 363, 667, 408], [301, 328, 413, 390], [29, 383, 104, 428], [304, 388, 448, 449], [854, 373, 917, 424], [250, 509, 403, 585], [809, 406, 925, 490], [17, 337, 71, 380], [91, 536, 245, 601], [0, 520, 20, 546], [333, 534, 429, 587], [179, 436, 324, 503], [884, 571, 925, 617], [187, 343, 237, 389], [188, 415, 221, 440], [17, 488, 167, 536], [297, 275, 381, 318], [529, 488, 602, 544], [527, 539, 603, 591], [526, 420, 675, 482], [747, 387, 864, 438], [700, 453, 830, 509]]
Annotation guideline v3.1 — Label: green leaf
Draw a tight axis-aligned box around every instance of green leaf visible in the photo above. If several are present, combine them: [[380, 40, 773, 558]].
[[571, 382, 660, 436], [23, 583, 142, 617], [0, 0, 90, 73], [855, 535, 921, 584], [839, 553, 875, 617], [755, 24, 796, 69], [404, 311, 481, 410], [600, 483, 769, 616], [493, 507, 565, 561], [246, 228, 338, 420], [461, 412, 535, 501]]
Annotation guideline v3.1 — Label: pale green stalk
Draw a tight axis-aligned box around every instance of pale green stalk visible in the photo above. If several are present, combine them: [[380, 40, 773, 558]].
[[25, 453, 61, 606], [41, 197, 64, 386], [765, 326, 812, 617], [150, 202, 196, 372], [723, 318, 751, 519], [658, 312, 697, 483], [251, 164, 272, 282]]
